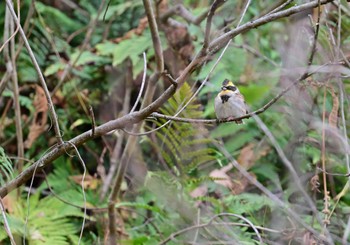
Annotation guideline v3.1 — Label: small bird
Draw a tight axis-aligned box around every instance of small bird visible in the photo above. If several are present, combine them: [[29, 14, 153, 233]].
[[214, 79, 248, 124]]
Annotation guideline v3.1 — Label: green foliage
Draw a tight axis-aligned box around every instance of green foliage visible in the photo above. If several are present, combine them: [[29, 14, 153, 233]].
[[35, 2, 83, 34], [0, 147, 14, 186], [149, 82, 216, 175], [1, 0, 350, 244], [0, 192, 85, 245]]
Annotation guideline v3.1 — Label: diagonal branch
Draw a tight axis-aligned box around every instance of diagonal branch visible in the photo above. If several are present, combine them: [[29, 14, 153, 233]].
[[0, 0, 336, 199], [209, 0, 334, 54]]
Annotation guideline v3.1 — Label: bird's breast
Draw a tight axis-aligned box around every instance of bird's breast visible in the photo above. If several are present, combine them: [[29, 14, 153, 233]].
[[220, 95, 230, 103]]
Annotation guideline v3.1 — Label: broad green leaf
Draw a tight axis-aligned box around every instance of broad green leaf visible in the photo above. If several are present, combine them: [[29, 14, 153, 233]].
[[35, 2, 82, 33], [96, 41, 116, 56], [44, 62, 65, 76], [211, 123, 243, 138], [99, 1, 142, 21], [225, 130, 257, 153], [112, 33, 152, 66], [240, 84, 270, 105]]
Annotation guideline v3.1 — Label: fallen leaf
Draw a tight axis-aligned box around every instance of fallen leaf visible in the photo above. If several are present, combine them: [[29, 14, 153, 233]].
[[237, 142, 270, 169], [328, 86, 338, 128], [2, 195, 14, 213], [231, 172, 256, 195], [209, 165, 233, 189], [24, 85, 48, 148], [113, 17, 148, 43], [190, 185, 208, 199], [70, 174, 99, 190]]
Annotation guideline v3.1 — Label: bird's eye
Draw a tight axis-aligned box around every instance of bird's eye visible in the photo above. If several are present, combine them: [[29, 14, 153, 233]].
[[227, 86, 237, 91]]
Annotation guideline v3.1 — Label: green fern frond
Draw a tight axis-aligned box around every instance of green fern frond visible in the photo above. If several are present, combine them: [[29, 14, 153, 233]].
[[0, 192, 85, 245], [148, 82, 215, 176], [0, 147, 14, 186]]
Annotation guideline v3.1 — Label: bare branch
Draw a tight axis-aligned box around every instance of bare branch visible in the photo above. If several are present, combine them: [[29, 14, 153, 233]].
[[143, 0, 164, 73], [67, 142, 87, 245], [149, 74, 307, 124], [203, 0, 226, 49], [160, 4, 208, 25], [209, 0, 334, 55], [9, 5, 24, 172]]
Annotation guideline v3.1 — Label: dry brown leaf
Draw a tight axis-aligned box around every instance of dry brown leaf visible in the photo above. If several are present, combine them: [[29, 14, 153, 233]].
[[209, 165, 234, 189], [190, 185, 208, 199], [237, 143, 270, 169], [70, 174, 99, 190], [303, 231, 317, 245], [310, 174, 320, 192], [2, 195, 14, 213], [24, 85, 48, 149], [328, 86, 338, 128], [114, 17, 148, 43], [231, 172, 256, 195]]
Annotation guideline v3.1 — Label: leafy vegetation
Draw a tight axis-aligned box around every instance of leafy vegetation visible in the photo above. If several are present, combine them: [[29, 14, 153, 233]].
[[0, 0, 350, 244]]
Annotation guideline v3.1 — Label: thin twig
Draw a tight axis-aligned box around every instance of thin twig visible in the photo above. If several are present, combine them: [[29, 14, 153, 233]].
[[107, 1, 166, 243], [89, 106, 96, 137], [203, 0, 226, 49], [160, 4, 208, 25], [237, 0, 251, 27], [254, 115, 329, 231], [125, 37, 232, 136], [9, 5, 24, 172], [124, 0, 252, 136], [149, 76, 302, 124], [321, 85, 330, 231], [214, 143, 332, 244], [0, 197, 16, 245], [23, 144, 57, 245], [51, 0, 107, 96], [5, 0, 64, 145], [66, 142, 87, 245], [143, 0, 164, 73], [208, 0, 335, 55], [308, 0, 322, 66], [0, 72, 11, 97], [160, 212, 264, 245], [0, 0, 19, 53], [268, 0, 294, 15], [130, 52, 147, 113], [232, 43, 279, 67], [316, 167, 350, 177], [99, 76, 130, 199]]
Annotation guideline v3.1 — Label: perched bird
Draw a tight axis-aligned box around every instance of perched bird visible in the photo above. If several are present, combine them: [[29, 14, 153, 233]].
[[214, 79, 248, 124]]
